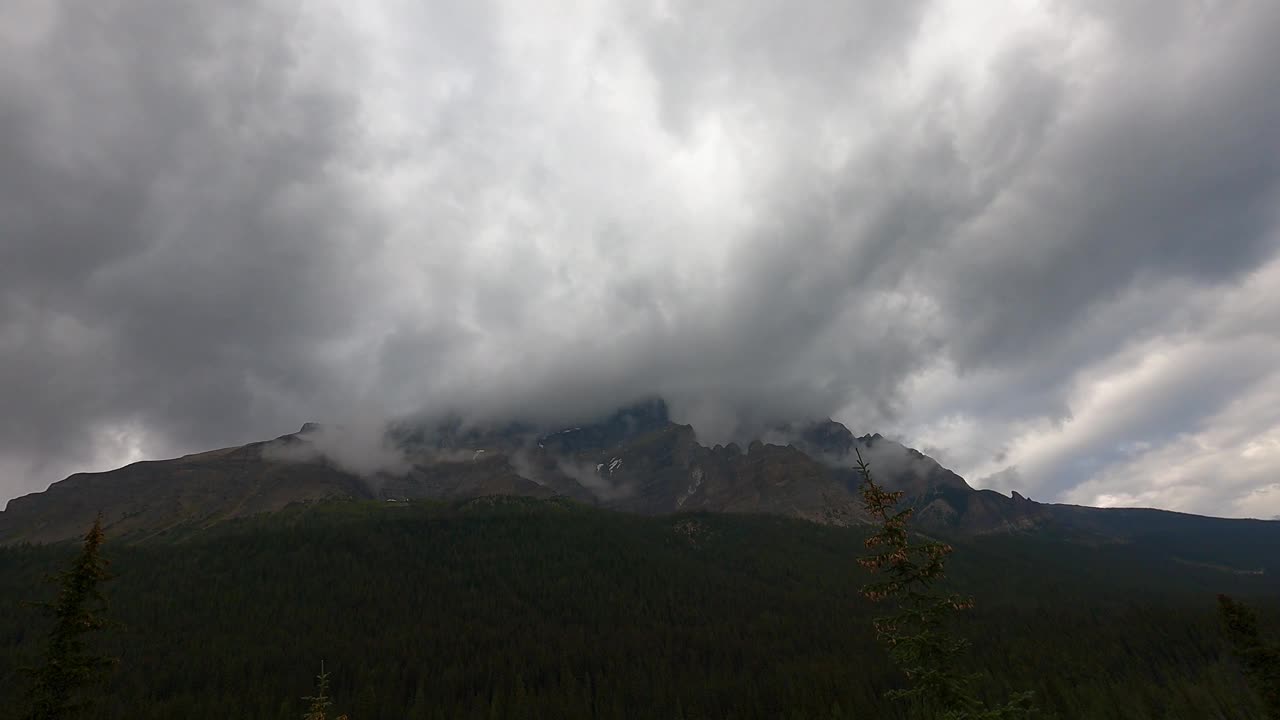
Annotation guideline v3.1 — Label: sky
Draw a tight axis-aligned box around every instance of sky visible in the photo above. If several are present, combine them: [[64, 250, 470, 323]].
[[2, 0, 1279, 518]]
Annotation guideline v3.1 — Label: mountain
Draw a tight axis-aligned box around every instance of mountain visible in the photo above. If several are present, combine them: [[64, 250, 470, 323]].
[[5, 402, 1277, 718], [2, 399, 1276, 561]]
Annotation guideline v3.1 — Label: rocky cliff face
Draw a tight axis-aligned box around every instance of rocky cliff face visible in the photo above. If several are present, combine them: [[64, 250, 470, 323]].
[[0, 399, 1227, 545]]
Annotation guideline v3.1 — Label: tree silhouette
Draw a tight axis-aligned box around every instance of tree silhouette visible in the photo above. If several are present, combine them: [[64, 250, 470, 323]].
[[854, 449, 1035, 719], [23, 513, 114, 720], [302, 661, 350, 720]]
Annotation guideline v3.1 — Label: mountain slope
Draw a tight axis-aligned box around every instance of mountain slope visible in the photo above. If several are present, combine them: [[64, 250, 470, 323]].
[[0, 438, 368, 544], [2, 400, 1277, 558]]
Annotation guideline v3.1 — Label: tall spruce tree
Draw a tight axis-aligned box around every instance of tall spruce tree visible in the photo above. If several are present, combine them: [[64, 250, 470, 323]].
[[1219, 594, 1280, 718], [23, 513, 114, 720], [853, 449, 1036, 719]]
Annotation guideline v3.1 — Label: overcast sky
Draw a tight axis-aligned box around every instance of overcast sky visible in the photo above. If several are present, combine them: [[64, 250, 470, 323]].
[[3, 0, 1279, 518]]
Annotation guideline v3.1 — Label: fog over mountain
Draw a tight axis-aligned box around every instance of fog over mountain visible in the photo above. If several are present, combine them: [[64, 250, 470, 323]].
[[2, 0, 1279, 518]]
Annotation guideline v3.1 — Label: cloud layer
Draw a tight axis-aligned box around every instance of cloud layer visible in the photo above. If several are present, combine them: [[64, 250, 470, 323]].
[[2, 0, 1278, 517]]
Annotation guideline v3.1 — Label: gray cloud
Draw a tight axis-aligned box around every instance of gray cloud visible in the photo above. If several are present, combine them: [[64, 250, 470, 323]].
[[1, 0, 378, 484], [2, 0, 1279, 518], [263, 420, 411, 479]]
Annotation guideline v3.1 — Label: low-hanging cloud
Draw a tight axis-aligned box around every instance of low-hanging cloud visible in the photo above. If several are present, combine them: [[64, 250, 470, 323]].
[[555, 458, 634, 503], [263, 421, 411, 478], [2, 0, 1279, 518]]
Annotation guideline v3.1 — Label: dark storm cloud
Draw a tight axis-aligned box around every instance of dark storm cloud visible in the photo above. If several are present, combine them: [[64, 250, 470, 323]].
[[0, 0, 381, 488], [2, 0, 1279, 517], [929, 2, 1280, 372]]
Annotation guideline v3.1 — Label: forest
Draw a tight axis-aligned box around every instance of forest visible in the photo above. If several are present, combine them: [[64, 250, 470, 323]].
[[1, 496, 1276, 719]]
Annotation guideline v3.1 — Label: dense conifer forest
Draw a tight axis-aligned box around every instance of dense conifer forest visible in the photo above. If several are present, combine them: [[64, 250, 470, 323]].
[[0, 497, 1275, 718]]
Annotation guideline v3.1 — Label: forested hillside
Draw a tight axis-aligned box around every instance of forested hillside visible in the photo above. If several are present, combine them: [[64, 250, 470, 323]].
[[1, 498, 1274, 719]]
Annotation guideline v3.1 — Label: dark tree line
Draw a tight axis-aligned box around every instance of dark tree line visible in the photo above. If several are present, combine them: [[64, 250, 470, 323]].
[[1220, 594, 1280, 718], [3, 498, 1275, 718]]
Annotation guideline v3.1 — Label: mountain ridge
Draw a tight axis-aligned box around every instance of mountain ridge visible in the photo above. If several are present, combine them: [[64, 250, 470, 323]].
[[2, 399, 1276, 551]]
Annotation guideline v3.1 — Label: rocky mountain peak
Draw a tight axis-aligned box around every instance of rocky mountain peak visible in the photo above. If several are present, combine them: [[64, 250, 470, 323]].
[[0, 398, 1093, 544], [796, 419, 855, 458]]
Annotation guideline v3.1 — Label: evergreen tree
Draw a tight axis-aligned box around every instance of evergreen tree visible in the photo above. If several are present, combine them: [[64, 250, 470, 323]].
[[853, 449, 1036, 719], [302, 661, 350, 720], [1219, 594, 1280, 718], [22, 513, 114, 720]]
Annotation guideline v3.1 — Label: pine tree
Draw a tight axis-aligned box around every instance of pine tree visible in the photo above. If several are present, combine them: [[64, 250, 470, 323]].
[[853, 449, 1035, 719], [23, 513, 114, 720], [1218, 594, 1280, 718], [302, 661, 351, 720]]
